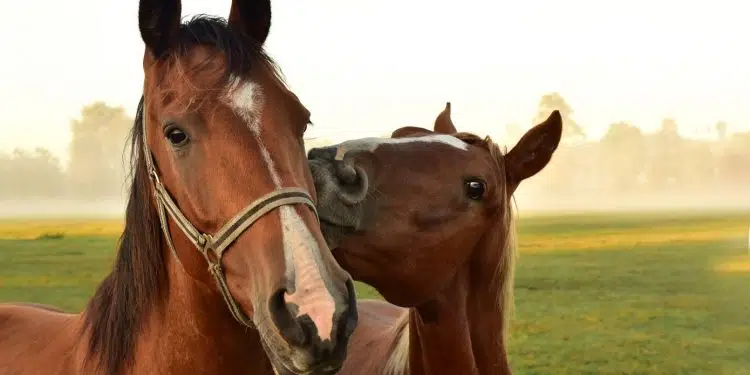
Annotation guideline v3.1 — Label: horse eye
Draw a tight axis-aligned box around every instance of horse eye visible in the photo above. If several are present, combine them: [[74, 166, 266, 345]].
[[302, 120, 313, 135], [464, 179, 486, 201], [165, 127, 189, 147]]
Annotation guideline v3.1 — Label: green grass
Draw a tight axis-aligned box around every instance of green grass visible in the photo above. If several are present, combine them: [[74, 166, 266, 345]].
[[1, 211, 748, 374]]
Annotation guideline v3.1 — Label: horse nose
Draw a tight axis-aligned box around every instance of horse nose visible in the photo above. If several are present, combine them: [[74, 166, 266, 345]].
[[267, 280, 358, 364], [332, 161, 369, 205], [307, 146, 337, 161]]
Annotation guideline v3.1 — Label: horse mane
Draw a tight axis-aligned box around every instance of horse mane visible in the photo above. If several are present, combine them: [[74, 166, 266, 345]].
[[473, 133, 518, 348], [384, 313, 410, 375], [80, 15, 286, 375], [385, 132, 519, 375], [453, 132, 518, 331]]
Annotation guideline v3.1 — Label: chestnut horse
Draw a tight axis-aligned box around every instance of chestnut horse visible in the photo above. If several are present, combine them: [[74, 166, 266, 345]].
[[308, 103, 562, 375], [0, 1, 358, 374]]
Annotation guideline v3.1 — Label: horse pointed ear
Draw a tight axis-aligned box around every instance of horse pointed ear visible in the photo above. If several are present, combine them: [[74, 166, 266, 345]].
[[433, 102, 457, 134], [138, 0, 182, 59], [228, 0, 272, 45], [505, 110, 562, 191]]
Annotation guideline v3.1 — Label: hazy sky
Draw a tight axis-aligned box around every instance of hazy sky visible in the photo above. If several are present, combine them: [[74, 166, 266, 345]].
[[1, 0, 747, 164]]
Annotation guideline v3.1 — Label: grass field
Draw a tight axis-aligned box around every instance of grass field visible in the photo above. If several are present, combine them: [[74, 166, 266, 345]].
[[0, 211, 748, 374]]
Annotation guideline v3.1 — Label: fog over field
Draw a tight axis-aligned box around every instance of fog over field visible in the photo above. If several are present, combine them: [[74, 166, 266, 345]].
[[1, 124, 747, 218], [1, 191, 747, 219], [1, 1, 747, 218], [0, 199, 126, 219]]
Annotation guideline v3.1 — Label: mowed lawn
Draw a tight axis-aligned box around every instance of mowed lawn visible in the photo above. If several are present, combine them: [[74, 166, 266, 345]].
[[0, 211, 748, 374]]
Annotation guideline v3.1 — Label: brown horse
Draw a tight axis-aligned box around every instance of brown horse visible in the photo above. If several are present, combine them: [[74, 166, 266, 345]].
[[0, 1, 358, 374], [308, 103, 562, 375]]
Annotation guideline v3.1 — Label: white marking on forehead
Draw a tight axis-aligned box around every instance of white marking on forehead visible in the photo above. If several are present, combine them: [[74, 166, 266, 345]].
[[334, 134, 468, 160], [227, 75, 337, 342], [227, 76, 264, 133], [227, 76, 280, 185]]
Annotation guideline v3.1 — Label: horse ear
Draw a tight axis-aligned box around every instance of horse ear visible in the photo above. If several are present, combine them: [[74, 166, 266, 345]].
[[138, 0, 182, 59], [228, 0, 272, 45], [433, 102, 457, 134], [505, 110, 562, 191]]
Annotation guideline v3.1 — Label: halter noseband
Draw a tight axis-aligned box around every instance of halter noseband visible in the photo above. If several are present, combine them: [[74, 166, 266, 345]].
[[141, 99, 318, 328]]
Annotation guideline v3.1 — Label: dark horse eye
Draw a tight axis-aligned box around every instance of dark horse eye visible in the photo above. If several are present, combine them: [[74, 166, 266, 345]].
[[165, 127, 189, 147], [465, 179, 486, 201]]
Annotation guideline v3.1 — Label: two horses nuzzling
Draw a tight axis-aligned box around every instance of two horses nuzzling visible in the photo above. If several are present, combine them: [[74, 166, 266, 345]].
[[0, 1, 356, 374]]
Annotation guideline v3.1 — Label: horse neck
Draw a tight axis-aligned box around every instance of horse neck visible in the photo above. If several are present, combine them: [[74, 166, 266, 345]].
[[465, 222, 514, 375], [135, 233, 272, 374], [405, 268, 478, 375], [406, 221, 513, 375]]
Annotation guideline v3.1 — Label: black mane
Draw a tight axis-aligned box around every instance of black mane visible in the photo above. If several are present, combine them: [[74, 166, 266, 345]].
[[80, 15, 282, 375]]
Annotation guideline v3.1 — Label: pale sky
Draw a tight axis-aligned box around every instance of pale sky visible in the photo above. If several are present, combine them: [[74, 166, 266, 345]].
[[0, 0, 747, 165]]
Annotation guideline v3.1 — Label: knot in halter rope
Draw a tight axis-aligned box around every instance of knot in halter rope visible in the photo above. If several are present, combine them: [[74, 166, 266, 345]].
[[141, 99, 319, 329]]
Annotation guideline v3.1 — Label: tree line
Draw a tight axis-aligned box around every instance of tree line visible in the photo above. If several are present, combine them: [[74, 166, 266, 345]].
[[2, 95, 748, 203], [0, 102, 131, 200], [517, 93, 749, 204]]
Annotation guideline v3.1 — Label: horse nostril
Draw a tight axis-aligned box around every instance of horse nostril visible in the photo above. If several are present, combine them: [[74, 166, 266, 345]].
[[335, 162, 360, 186], [333, 162, 369, 206], [268, 288, 308, 347]]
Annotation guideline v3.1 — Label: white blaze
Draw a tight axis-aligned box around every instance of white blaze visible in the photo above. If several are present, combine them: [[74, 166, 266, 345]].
[[333, 134, 468, 160], [228, 76, 337, 341]]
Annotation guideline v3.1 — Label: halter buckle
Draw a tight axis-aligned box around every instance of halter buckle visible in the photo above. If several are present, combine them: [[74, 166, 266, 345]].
[[148, 169, 161, 185]]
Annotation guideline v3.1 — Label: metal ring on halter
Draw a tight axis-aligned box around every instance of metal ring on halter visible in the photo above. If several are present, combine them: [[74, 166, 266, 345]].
[[140, 96, 319, 329]]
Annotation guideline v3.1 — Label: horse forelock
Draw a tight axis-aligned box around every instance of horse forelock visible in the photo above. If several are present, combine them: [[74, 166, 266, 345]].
[[146, 15, 290, 119]]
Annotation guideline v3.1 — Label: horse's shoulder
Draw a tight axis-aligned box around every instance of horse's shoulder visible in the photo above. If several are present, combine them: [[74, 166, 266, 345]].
[[0, 304, 80, 374], [0, 303, 77, 344], [13, 302, 66, 313], [0, 303, 69, 325]]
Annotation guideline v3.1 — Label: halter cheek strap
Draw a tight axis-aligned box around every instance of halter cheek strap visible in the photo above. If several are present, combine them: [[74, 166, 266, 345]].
[[141, 99, 319, 328]]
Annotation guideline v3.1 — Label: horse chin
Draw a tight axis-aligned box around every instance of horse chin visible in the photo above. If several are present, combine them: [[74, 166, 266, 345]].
[[267, 351, 344, 375], [319, 217, 356, 249], [258, 337, 300, 375], [260, 328, 345, 375], [270, 361, 344, 375], [380, 288, 432, 308]]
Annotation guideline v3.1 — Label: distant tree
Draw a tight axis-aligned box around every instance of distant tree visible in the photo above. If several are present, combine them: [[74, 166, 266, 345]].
[[0, 148, 65, 198], [532, 92, 585, 144], [646, 118, 686, 191], [682, 141, 716, 190], [600, 122, 646, 192], [602, 122, 643, 145], [68, 102, 132, 198], [728, 131, 750, 151], [715, 120, 728, 142], [719, 132, 750, 187], [659, 118, 679, 139], [0, 152, 14, 199]]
